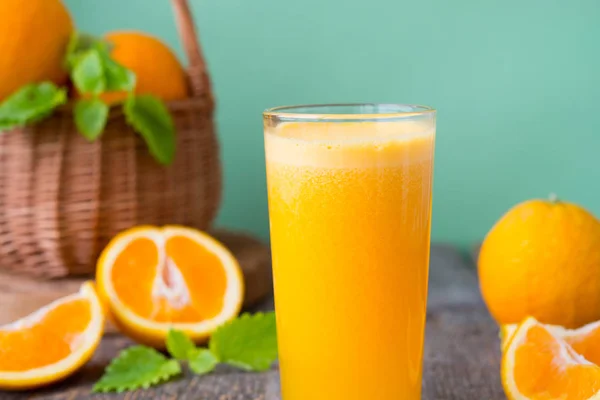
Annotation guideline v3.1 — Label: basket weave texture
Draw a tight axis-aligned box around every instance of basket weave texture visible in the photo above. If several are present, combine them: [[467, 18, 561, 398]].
[[0, 0, 221, 278]]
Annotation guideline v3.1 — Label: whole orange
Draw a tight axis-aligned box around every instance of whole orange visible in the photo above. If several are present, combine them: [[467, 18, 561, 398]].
[[0, 0, 73, 101], [478, 197, 600, 328], [101, 31, 189, 104]]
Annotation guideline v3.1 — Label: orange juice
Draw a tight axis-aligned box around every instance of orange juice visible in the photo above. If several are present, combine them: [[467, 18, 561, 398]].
[[264, 105, 435, 400]]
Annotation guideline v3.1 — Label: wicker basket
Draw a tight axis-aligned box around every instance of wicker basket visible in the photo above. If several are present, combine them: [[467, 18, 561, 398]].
[[0, 0, 221, 278]]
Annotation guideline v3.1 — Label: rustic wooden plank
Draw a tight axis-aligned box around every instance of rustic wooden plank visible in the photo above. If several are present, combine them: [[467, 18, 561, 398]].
[[423, 306, 503, 399], [0, 244, 503, 400], [427, 244, 482, 311]]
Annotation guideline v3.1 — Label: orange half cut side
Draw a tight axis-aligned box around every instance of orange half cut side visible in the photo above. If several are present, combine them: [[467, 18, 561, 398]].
[[96, 225, 244, 348]]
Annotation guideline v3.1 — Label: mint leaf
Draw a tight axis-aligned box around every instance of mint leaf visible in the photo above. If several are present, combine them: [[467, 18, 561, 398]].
[[72, 50, 106, 95], [93, 346, 181, 393], [189, 349, 218, 375], [0, 83, 67, 121], [124, 95, 175, 165], [166, 330, 217, 375], [0, 83, 67, 132], [66, 32, 110, 70], [67, 33, 133, 96], [166, 329, 196, 361], [101, 53, 136, 93], [74, 98, 109, 141], [209, 312, 278, 371]]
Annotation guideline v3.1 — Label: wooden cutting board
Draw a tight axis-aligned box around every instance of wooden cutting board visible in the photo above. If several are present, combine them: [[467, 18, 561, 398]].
[[0, 229, 273, 328]]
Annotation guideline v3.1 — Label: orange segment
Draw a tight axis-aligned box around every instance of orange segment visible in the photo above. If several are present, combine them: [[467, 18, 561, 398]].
[[502, 321, 600, 365], [565, 322, 600, 365], [166, 235, 228, 321], [96, 225, 244, 348], [501, 323, 566, 350], [0, 282, 104, 390], [502, 317, 600, 400], [111, 237, 158, 320]]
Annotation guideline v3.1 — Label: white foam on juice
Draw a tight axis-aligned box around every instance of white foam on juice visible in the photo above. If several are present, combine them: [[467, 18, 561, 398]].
[[265, 121, 435, 168]]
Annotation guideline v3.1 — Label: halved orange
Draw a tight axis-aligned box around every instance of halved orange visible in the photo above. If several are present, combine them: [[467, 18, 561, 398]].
[[502, 317, 600, 400], [96, 225, 244, 348], [0, 282, 104, 390]]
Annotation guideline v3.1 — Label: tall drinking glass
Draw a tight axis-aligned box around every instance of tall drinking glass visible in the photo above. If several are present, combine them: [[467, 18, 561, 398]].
[[264, 104, 436, 399]]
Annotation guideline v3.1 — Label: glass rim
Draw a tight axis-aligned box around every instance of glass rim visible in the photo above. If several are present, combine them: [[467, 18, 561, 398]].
[[263, 103, 435, 121]]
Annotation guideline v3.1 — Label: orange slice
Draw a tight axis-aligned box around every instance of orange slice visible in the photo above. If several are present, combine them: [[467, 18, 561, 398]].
[[96, 225, 244, 348], [501, 321, 600, 362], [502, 317, 600, 400], [0, 282, 104, 390]]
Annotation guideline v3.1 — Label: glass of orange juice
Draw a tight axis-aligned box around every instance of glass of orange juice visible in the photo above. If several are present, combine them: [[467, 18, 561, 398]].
[[263, 104, 436, 399]]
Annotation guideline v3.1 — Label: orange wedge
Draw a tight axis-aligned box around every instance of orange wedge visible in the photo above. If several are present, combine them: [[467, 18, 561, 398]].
[[502, 323, 569, 350], [501, 320, 600, 361], [502, 317, 600, 400], [96, 225, 244, 348], [0, 282, 104, 390]]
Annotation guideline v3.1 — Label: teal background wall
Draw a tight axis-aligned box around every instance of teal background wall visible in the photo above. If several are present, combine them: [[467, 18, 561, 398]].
[[65, 0, 600, 248]]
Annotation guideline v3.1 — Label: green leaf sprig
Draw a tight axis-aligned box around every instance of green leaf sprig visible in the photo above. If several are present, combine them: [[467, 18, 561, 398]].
[[0, 83, 67, 132], [124, 95, 175, 164], [93, 346, 181, 392], [67, 33, 175, 164], [93, 312, 278, 393]]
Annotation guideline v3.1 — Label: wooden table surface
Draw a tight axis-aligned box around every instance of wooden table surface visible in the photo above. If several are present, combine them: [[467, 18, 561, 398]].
[[0, 245, 505, 400]]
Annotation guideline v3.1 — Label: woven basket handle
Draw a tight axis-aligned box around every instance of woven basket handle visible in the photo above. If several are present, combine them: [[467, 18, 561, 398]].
[[171, 0, 212, 99]]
